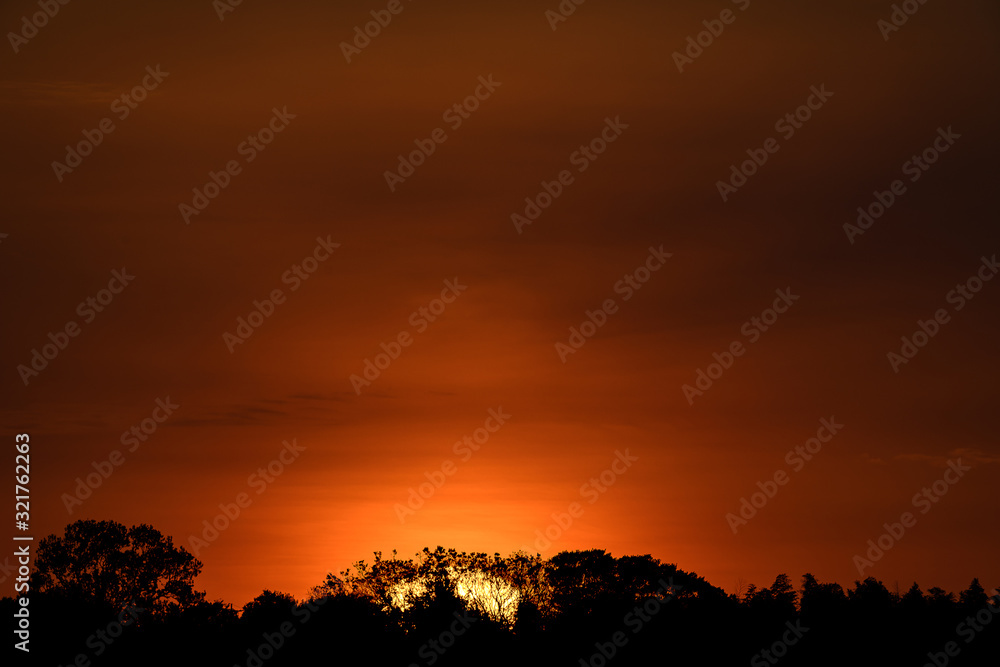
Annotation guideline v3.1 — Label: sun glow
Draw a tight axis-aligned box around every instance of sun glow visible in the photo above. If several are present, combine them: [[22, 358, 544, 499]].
[[388, 568, 522, 624]]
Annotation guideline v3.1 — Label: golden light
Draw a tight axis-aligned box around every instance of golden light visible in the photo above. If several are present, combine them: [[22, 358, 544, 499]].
[[387, 567, 522, 625]]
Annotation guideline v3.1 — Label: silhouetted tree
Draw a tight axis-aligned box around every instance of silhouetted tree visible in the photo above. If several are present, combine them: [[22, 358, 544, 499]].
[[310, 572, 345, 601], [546, 549, 619, 621], [848, 577, 893, 613], [926, 586, 956, 613], [900, 582, 925, 611], [241, 589, 297, 626], [800, 573, 846, 622], [33, 519, 204, 616], [744, 573, 797, 618], [770, 573, 798, 612], [959, 578, 990, 612], [340, 549, 416, 618], [11, 533, 1000, 667]]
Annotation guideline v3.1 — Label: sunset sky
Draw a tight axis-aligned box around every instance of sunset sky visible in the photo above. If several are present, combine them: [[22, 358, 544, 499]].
[[2, 0, 998, 607]]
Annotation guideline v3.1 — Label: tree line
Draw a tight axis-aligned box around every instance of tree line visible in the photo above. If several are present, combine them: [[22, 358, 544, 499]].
[[4, 519, 997, 666]]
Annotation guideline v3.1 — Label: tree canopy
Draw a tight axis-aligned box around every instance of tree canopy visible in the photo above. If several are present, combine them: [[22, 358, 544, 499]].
[[34, 519, 204, 616]]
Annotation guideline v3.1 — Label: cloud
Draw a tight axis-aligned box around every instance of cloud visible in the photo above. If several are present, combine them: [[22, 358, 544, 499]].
[[170, 392, 358, 428], [0, 80, 116, 107], [892, 448, 1000, 467]]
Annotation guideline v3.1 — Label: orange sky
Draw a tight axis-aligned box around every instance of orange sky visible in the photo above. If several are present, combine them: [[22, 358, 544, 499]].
[[2, 0, 999, 607]]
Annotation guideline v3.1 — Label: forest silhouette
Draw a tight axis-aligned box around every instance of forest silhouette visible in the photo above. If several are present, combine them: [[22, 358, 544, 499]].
[[6, 520, 998, 666]]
